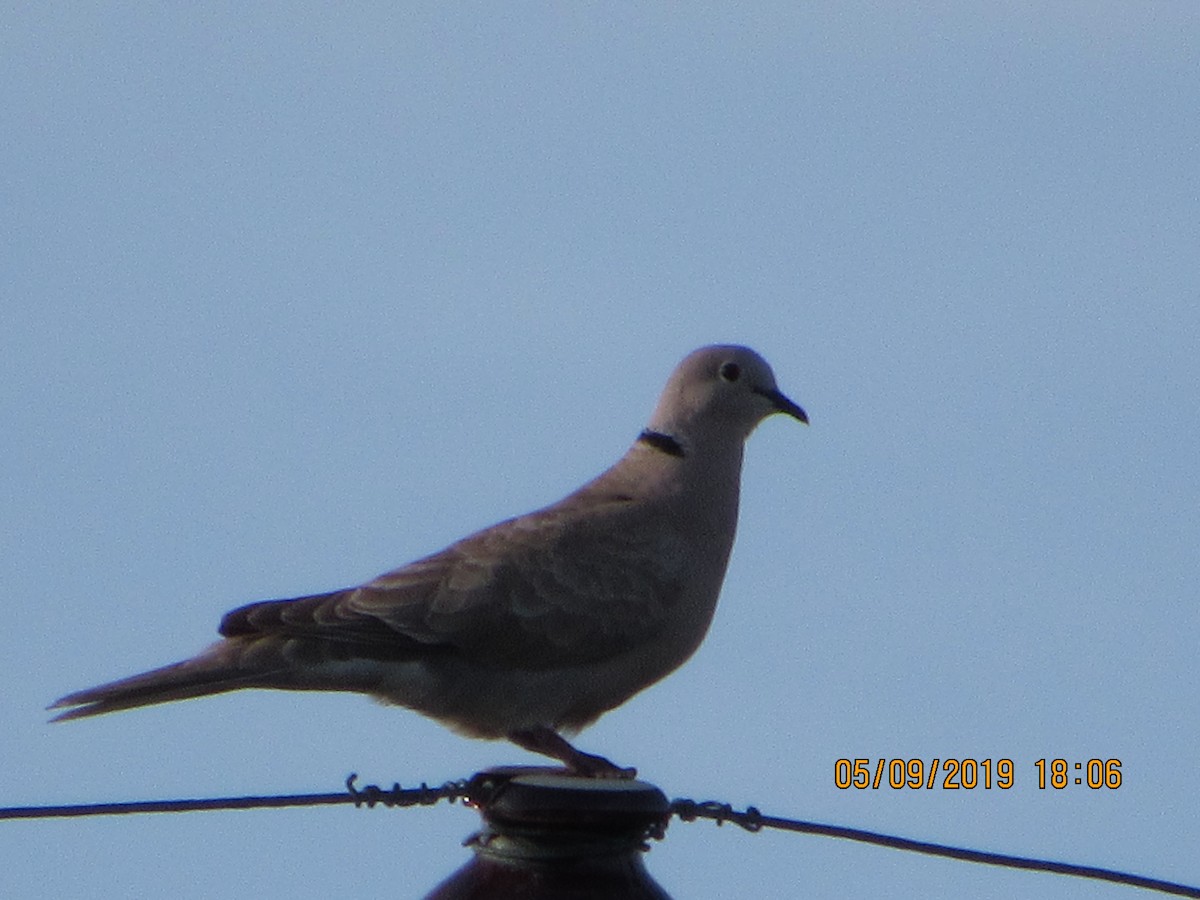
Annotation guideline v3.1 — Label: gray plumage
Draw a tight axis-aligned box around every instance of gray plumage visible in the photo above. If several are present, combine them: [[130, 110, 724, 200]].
[[50, 345, 807, 776]]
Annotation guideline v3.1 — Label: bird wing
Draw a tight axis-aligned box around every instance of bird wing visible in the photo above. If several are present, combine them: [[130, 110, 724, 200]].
[[220, 493, 687, 671]]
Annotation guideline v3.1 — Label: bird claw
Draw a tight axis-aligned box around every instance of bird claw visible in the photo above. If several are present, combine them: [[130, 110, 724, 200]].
[[508, 727, 637, 779], [568, 751, 638, 780]]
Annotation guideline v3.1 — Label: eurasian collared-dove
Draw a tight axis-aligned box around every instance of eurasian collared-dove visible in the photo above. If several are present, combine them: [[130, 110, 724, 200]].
[[50, 345, 807, 777]]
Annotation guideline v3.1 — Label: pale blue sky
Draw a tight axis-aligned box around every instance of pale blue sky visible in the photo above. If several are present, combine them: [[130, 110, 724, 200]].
[[3, 5, 1198, 898]]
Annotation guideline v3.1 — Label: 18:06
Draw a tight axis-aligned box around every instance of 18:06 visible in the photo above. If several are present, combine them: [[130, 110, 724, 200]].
[[1035, 758, 1122, 789]]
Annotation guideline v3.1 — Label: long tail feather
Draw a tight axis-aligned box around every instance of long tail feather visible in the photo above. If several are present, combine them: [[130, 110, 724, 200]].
[[48, 645, 278, 721]]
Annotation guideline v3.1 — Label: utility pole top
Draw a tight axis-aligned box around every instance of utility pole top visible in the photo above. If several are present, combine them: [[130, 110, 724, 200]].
[[426, 767, 673, 899]]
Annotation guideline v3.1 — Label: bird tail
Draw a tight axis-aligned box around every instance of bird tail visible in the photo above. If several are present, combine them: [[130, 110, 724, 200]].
[[48, 643, 276, 722]]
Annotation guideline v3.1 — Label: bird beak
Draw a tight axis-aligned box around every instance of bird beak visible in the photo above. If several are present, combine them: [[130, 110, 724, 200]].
[[757, 388, 809, 424]]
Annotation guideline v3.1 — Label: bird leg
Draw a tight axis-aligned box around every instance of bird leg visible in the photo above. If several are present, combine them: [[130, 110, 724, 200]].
[[508, 727, 637, 779]]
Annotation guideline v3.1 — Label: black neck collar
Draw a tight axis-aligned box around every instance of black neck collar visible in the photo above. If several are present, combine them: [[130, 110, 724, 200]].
[[637, 429, 686, 458]]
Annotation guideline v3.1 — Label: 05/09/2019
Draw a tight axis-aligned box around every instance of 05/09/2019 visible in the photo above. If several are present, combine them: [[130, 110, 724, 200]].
[[834, 758, 1123, 790]]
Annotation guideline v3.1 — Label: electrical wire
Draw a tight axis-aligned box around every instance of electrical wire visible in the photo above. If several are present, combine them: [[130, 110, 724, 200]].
[[1, 775, 1196, 897], [671, 798, 1200, 898]]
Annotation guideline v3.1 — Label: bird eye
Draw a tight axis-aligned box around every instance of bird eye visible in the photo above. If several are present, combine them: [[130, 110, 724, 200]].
[[718, 362, 741, 382]]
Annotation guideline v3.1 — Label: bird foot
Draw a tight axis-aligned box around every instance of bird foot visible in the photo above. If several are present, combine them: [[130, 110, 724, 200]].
[[508, 727, 637, 780]]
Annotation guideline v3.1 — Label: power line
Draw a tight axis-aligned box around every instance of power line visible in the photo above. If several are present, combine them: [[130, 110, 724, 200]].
[[1, 775, 1196, 898], [0, 775, 463, 819], [671, 799, 1200, 898]]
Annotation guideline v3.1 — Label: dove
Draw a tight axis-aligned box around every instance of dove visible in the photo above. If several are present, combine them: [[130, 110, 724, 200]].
[[50, 345, 807, 777]]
